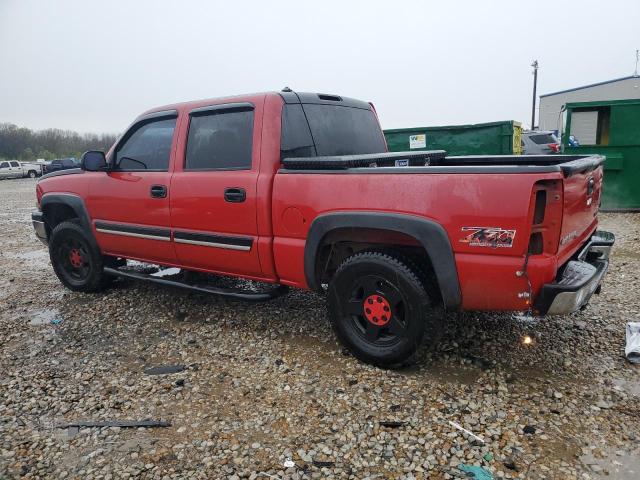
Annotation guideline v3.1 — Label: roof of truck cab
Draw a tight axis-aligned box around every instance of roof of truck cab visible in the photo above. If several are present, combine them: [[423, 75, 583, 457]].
[[138, 91, 371, 118]]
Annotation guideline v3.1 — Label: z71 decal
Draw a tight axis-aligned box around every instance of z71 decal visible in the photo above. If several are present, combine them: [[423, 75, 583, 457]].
[[459, 226, 516, 248]]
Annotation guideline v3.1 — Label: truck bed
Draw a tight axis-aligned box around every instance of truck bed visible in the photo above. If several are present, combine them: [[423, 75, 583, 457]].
[[281, 152, 605, 177], [274, 151, 605, 311]]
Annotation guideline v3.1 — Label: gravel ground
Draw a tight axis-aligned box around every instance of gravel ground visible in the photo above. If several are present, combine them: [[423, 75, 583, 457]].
[[1, 178, 639, 480]]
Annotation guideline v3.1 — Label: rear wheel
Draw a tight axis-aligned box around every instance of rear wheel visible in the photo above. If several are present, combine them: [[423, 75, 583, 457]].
[[327, 251, 443, 368], [49, 221, 111, 292], [28, 170, 37, 178]]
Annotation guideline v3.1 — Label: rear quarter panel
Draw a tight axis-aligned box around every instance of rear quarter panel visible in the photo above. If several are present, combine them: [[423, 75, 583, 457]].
[[272, 170, 563, 311]]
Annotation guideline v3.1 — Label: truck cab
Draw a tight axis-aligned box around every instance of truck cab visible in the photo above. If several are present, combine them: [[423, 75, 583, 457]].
[[0, 161, 23, 179]]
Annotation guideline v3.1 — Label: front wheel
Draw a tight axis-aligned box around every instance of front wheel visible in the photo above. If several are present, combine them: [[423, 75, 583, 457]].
[[327, 251, 443, 368], [49, 221, 111, 292]]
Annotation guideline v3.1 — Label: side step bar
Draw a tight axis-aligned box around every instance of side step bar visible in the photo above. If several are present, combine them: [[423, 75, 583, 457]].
[[104, 267, 289, 302]]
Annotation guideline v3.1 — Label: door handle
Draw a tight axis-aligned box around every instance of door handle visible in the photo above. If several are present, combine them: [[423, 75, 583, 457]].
[[150, 184, 167, 198], [224, 187, 246, 203]]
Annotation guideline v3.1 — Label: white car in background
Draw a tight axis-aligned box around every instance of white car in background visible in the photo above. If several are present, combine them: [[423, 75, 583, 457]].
[[19, 162, 44, 177], [521, 131, 560, 155], [0, 160, 43, 179]]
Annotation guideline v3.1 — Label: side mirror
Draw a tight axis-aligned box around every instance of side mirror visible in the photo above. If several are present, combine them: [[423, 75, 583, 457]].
[[81, 151, 107, 171]]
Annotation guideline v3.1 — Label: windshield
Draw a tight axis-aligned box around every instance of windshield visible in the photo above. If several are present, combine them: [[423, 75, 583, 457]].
[[281, 104, 386, 159]]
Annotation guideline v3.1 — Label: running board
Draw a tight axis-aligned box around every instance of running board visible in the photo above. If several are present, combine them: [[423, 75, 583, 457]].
[[103, 267, 289, 302]]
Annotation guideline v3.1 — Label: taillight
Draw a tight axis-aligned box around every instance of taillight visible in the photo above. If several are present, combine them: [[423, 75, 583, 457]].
[[528, 180, 563, 254], [548, 143, 560, 153], [36, 184, 43, 210]]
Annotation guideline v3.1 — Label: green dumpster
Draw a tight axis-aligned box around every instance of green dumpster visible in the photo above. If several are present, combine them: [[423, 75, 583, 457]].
[[563, 99, 640, 211], [384, 120, 522, 156]]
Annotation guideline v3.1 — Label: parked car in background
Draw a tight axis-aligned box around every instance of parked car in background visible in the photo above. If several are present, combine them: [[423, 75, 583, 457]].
[[0, 160, 24, 179], [522, 130, 560, 155], [0, 160, 43, 179], [19, 162, 44, 178], [0, 160, 42, 179], [42, 158, 79, 174]]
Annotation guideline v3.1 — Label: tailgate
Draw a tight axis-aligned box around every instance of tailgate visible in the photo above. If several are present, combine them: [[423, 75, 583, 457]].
[[557, 165, 602, 261]]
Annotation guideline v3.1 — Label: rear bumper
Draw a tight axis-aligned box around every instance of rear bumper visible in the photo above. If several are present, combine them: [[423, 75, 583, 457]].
[[534, 230, 614, 315], [32, 210, 48, 245]]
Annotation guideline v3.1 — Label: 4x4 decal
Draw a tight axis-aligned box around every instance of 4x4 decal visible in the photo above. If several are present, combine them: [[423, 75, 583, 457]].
[[459, 226, 516, 248]]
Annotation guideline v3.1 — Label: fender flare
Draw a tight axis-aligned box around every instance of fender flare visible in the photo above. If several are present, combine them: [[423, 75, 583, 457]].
[[41, 193, 98, 249], [304, 211, 462, 310]]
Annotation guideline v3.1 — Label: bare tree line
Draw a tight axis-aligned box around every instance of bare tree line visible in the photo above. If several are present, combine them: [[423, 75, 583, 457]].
[[0, 123, 117, 161]]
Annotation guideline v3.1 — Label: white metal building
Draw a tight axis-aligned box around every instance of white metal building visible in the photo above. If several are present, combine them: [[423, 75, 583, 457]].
[[538, 75, 640, 131]]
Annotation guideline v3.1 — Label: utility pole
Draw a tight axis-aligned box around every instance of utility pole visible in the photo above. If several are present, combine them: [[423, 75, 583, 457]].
[[531, 60, 539, 130], [635, 49, 639, 77]]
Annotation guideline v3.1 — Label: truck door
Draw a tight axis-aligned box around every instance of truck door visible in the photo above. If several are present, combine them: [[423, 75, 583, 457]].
[[87, 111, 178, 265], [10, 161, 22, 178], [0, 161, 10, 179], [170, 102, 262, 278]]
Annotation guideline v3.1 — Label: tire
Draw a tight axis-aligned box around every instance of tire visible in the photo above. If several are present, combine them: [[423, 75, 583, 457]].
[[49, 221, 111, 292], [327, 251, 443, 368], [28, 170, 37, 178]]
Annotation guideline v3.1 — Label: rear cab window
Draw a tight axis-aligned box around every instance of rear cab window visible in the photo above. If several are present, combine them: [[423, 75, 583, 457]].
[[280, 102, 386, 159]]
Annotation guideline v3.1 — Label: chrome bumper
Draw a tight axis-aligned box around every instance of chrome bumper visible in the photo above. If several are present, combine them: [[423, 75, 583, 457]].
[[32, 210, 48, 245], [534, 230, 614, 315]]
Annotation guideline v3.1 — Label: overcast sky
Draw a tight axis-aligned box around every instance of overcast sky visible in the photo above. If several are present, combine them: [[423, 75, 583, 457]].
[[1, 0, 638, 134]]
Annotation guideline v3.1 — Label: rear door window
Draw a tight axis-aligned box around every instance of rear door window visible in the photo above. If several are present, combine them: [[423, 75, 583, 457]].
[[185, 108, 254, 170], [10, 161, 20, 167]]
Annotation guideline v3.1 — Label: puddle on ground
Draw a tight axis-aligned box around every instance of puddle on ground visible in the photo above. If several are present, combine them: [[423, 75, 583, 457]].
[[421, 362, 482, 385], [511, 312, 542, 326], [150, 267, 181, 278], [7, 249, 50, 269], [613, 248, 640, 261], [282, 335, 343, 368], [581, 448, 640, 479], [613, 377, 640, 397], [13, 249, 49, 261], [30, 308, 61, 326]]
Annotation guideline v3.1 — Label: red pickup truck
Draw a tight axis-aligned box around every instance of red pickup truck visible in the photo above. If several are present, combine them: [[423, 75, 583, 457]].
[[32, 90, 614, 367]]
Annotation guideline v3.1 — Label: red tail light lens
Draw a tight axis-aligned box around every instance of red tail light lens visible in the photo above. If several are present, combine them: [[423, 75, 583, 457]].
[[528, 180, 563, 254], [548, 143, 560, 153]]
